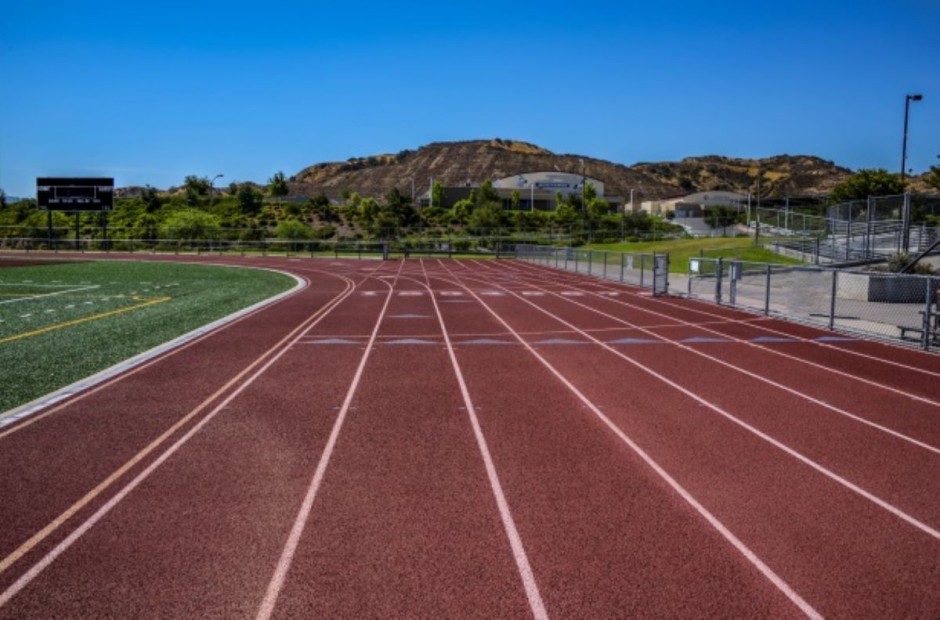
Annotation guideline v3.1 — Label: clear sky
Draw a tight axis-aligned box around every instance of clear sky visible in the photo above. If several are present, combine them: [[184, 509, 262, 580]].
[[1, 0, 938, 198]]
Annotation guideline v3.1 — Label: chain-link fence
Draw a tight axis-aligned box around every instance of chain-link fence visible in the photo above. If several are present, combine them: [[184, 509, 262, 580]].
[[0, 236, 513, 259], [514, 244, 665, 290], [752, 194, 940, 265], [687, 257, 939, 351]]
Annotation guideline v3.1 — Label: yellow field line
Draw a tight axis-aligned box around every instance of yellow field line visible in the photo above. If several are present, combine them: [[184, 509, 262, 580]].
[[0, 296, 172, 345]]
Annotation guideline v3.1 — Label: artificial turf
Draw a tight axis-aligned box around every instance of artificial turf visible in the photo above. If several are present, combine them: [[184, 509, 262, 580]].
[[0, 260, 296, 413]]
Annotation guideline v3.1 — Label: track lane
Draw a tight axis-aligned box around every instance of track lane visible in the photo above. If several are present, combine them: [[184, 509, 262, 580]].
[[258, 263, 540, 618], [506, 258, 940, 388], [423, 261, 815, 618], [435, 259, 939, 618], [0, 259, 386, 615]]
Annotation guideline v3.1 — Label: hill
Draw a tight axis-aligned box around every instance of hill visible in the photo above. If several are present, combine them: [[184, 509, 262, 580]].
[[290, 139, 855, 201]]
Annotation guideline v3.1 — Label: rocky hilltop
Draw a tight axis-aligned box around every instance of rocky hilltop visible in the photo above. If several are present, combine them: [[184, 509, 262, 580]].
[[290, 139, 855, 201]]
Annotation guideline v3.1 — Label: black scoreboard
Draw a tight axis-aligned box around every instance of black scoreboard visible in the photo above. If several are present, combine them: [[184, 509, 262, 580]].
[[37, 177, 114, 211]]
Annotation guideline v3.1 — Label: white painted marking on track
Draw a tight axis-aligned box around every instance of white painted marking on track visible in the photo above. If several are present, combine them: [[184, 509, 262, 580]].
[[479, 290, 503, 296], [438, 267, 823, 619], [560, 291, 585, 296], [439, 291, 463, 297], [521, 291, 544, 297], [398, 291, 423, 296], [256, 264, 404, 620], [419, 262, 548, 620]]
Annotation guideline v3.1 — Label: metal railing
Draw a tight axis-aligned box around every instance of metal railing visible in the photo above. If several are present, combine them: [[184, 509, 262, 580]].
[[514, 244, 663, 290], [687, 257, 939, 351]]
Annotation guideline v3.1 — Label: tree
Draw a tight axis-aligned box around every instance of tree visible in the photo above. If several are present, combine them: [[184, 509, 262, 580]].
[[385, 187, 417, 228], [829, 169, 907, 204], [237, 183, 263, 215], [926, 166, 940, 192], [510, 189, 521, 210], [468, 201, 502, 233], [706, 205, 737, 235], [268, 171, 288, 209], [431, 180, 444, 209], [141, 185, 161, 213], [159, 209, 220, 239], [183, 175, 211, 206], [0, 190, 6, 210]]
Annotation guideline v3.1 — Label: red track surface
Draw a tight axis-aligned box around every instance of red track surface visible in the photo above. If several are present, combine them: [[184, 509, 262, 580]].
[[0, 254, 937, 618]]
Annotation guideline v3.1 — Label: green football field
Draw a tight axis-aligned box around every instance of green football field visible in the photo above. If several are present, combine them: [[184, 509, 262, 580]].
[[0, 259, 297, 413]]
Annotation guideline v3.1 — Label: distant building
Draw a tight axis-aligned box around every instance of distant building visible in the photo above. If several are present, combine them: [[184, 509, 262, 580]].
[[640, 191, 747, 218], [418, 172, 624, 211]]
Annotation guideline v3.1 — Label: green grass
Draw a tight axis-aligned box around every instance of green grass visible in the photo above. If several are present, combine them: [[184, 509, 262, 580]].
[[585, 236, 804, 272], [0, 260, 296, 413]]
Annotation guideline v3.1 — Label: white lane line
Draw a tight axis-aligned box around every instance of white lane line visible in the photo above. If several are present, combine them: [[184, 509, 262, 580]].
[[467, 266, 940, 538], [509, 259, 940, 381], [550, 261, 940, 406], [0, 276, 358, 608], [527, 282, 940, 454], [256, 263, 404, 620], [0, 285, 99, 306], [419, 263, 548, 620], [436, 261, 821, 619]]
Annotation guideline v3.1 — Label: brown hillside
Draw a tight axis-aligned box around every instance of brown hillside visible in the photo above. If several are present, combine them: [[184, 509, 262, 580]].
[[290, 139, 854, 201]]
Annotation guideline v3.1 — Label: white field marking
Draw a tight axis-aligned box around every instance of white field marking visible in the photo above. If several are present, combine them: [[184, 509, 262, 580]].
[[18, 314, 32, 319], [0, 275, 360, 605], [398, 290, 423, 296], [461, 268, 940, 539], [256, 262, 405, 620], [521, 291, 544, 297], [480, 290, 503, 296], [518, 280, 940, 455], [508, 259, 940, 381], [416, 264, 549, 619], [0, 263, 351, 434], [0, 285, 99, 306], [433, 261, 822, 619], [560, 291, 584, 297], [361, 291, 378, 296]]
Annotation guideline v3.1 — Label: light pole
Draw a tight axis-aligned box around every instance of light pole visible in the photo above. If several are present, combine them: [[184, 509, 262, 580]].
[[209, 173, 223, 206], [901, 93, 923, 182]]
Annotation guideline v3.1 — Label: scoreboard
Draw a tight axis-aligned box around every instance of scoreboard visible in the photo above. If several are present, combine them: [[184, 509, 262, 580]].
[[37, 177, 114, 211]]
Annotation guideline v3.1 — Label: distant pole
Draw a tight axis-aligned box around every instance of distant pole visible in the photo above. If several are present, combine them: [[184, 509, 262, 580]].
[[210, 173, 223, 206], [429, 176, 433, 208], [901, 94, 923, 182], [530, 180, 534, 211]]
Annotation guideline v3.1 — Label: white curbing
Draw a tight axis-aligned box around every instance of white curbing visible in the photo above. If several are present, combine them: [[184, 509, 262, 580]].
[[0, 268, 306, 428]]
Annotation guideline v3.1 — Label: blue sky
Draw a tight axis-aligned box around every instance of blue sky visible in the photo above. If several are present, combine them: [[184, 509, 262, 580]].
[[1, 0, 938, 197]]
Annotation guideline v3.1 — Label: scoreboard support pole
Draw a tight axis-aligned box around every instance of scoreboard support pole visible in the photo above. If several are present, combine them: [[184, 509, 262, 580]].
[[46, 210, 53, 248]]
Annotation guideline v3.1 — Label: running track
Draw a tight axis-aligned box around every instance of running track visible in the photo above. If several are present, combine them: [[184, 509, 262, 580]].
[[0, 254, 937, 618]]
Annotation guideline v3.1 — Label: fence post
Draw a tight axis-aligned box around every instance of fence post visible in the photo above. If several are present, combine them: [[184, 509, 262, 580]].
[[922, 278, 933, 351], [764, 264, 772, 315], [715, 257, 723, 305], [602, 251, 608, 280], [640, 255, 646, 288], [829, 270, 838, 331], [587, 250, 592, 276], [620, 252, 625, 282]]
